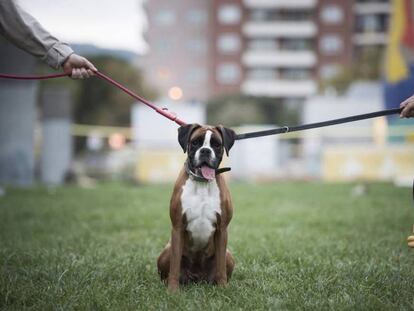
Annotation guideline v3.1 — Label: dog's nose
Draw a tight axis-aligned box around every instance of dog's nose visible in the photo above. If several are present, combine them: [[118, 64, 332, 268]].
[[200, 148, 211, 156]]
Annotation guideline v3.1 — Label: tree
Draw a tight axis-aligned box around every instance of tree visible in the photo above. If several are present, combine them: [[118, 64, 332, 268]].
[[321, 46, 384, 94], [207, 94, 300, 127], [39, 55, 158, 153], [73, 56, 157, 126]]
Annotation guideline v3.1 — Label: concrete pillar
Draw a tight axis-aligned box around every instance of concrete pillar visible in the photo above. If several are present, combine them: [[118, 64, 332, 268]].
[[40, 88, 73, 185], [0, 38, 38, 187]]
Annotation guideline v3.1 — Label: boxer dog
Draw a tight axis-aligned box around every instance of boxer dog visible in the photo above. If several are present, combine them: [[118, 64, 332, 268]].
[[157, 124, 236, 292]]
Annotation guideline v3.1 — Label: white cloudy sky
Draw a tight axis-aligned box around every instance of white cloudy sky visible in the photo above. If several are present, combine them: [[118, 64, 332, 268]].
[[18, 0, 147, 53]]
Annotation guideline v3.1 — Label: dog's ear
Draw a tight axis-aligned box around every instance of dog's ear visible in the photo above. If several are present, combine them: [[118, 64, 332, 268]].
[[178, 123, 201, 153], [216, 125, 236, 156]]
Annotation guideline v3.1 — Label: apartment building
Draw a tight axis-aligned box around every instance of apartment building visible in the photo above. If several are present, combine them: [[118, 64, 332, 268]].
[[237, 0, 318, 101], [317, 0, 391, 80], [144, 0, 391, 102], [143, 0, 210, 102]]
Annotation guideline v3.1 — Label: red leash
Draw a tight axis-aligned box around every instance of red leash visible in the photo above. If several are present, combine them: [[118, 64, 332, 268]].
[[0, 71, 187, 126], [0, 72, 68, 80]]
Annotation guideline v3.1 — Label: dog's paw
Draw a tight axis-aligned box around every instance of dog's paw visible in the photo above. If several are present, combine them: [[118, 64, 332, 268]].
[[167, 280, 179, 293], [215, 277, 228, 287], [408, 235, 414, 248]]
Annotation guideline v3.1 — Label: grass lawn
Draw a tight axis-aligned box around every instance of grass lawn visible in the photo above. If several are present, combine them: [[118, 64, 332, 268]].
[[0, 182, 413, 310]]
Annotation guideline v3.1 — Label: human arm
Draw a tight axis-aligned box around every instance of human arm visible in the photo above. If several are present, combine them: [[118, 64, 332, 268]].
[[0, 0, 96, 78]]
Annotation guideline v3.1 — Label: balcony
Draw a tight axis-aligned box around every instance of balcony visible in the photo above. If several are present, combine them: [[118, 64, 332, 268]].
[[243, 21, 317, 38], [353, 33, 388, 45], [354, 2, 391, 14], [241, 79, 317, 97], [243, 0, 317, 9], [243, 50, 316, 67]]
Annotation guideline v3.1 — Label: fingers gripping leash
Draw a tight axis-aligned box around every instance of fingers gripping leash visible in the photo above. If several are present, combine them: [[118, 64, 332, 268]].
[[409, 230, 414, 248]]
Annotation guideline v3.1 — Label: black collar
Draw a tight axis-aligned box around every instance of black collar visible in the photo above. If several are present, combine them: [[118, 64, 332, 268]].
[[184, 161, 231, 183]]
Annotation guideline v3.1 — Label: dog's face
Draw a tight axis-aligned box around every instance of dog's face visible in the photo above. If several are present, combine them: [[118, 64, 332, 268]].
[[178, 124, 235, 180]]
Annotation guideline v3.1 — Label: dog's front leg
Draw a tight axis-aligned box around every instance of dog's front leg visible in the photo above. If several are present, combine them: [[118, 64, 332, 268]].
[[214, 227, 228, 287], [168, 226, 183, 292]]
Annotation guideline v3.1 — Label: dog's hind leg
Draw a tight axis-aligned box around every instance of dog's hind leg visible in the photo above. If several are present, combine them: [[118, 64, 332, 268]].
[[226, 250, 235, 281], [157, 243, 171, 281], [206, 250, 235, 284]]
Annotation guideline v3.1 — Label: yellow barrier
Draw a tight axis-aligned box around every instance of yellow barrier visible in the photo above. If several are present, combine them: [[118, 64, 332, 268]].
[[323, 145, 414, 181], [135, 150, 186, 183]]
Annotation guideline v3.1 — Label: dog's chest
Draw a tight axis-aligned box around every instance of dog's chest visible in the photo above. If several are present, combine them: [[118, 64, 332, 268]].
[[181, 179, 221, 251]]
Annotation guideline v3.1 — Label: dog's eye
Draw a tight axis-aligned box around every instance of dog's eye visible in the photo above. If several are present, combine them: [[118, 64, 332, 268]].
[[191, 139, 201, 147], [211, 140, 220, 148]]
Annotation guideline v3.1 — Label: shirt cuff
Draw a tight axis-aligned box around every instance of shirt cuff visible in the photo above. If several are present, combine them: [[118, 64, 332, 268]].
[[44, 42, 74, 69]]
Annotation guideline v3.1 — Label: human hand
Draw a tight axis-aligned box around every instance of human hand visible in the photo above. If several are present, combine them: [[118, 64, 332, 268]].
[[400, 95, 414, 118], [62, 53, 97, 79]]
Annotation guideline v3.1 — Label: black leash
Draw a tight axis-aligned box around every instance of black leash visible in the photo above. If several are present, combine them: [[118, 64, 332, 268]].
[[235, 108, 402, 140]]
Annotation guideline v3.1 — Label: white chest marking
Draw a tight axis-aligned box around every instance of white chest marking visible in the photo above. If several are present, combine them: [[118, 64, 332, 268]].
[[181, 178, 221, 251]]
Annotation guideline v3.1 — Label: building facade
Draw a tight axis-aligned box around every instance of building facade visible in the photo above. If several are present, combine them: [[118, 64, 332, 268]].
[[144, 0, 211, 102], [144, 0, 391, 102], [237, 0, 318, 101]]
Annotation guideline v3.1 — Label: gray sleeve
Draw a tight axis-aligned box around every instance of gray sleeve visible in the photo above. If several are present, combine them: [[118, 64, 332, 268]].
[[0, 0, 74, 69]]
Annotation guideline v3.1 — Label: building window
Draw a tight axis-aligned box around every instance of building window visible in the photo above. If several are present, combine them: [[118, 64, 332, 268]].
[[155, 9, 176, 26], [319, 64, 340, 80], [320, 35, 343, 55], [280, 39, 311, 51], [185, 68, 207, 85], [355, 15, 385, 33], [247, 69, 276, 80], [156, 39, 173, 54], [217, 63, 241, 84], [250, 9, 312, 22], [247, 39, 277, 50], [186, 38, 207, 53], [250, 9, 269, 21], [280, 68, 311, 80], [217, 33, 241, 54], [218, 4, 241, 24], [320, 5, 344, 24], [186, 9, 208, 25]]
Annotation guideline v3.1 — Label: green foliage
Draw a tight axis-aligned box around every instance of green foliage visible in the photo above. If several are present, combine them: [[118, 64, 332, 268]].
[[320, 67, 355, 95], [355, 47, 383, 80], [38, 56, 158, 127], [0, 182, 413, 310], [38, 56, 158, 153], [321, 47, 384, 94], [73, 56, 157, 127], [207, 94, 300, 127]]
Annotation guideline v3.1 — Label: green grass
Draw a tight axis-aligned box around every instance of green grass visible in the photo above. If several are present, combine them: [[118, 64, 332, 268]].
[[0, 182, 414, 310]]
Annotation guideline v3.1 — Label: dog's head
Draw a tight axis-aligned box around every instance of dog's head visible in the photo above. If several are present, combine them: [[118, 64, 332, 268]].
[[178, 124, 235, 180]]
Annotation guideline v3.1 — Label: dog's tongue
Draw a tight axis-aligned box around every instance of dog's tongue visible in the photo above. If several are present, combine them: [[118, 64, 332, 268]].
[[200, 165, 215, 180]]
